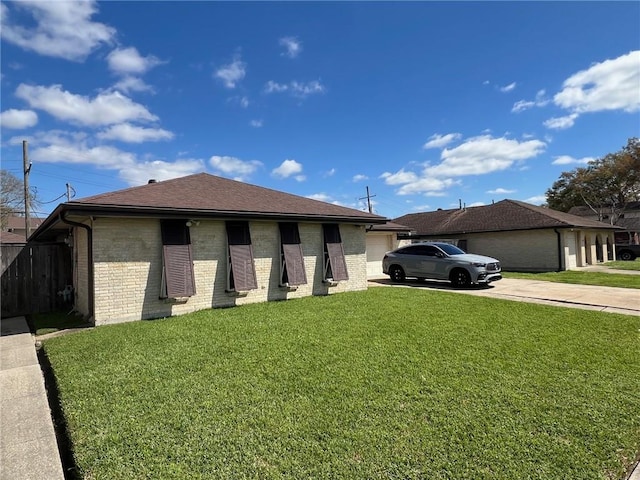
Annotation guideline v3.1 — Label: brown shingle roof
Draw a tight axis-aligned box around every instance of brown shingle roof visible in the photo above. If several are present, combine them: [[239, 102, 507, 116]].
[[70, 173, 384, 222], [30, 173, 386, 242], [394, 199, 620, 235], [0, 231, 27, 244], [4, 216, 44, 230]]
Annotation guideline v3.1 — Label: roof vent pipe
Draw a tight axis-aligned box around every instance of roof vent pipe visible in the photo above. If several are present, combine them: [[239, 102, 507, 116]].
[[148, 179, 157, 184]]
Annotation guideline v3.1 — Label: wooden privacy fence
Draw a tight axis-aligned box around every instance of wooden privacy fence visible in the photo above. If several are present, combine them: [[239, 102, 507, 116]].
[[1, 243, 73, 318]]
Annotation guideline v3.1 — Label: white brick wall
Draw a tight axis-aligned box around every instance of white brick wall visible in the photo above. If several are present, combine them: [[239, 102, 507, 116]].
[[89, 218, 368, 325]]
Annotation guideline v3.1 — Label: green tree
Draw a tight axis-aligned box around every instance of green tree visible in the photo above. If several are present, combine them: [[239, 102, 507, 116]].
[[546, 137, 640, 223]]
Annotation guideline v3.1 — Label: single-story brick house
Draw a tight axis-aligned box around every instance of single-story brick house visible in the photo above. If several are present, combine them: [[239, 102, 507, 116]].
[[29, 173, 386, 325], [394, 200, 621, 272]]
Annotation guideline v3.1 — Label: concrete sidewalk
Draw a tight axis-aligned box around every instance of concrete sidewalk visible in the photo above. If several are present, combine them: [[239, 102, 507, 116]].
[[368, 277, 640, 316], [0, 316, 64, 480]]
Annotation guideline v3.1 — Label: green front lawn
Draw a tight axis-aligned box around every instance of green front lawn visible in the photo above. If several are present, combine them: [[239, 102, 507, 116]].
[[44, 289, 640, 479], [605, 259, 640, 271], [503, 270, 640, 289]]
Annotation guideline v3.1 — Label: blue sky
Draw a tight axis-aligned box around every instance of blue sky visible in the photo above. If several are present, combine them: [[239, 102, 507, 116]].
[[1, 1, 639, 220]]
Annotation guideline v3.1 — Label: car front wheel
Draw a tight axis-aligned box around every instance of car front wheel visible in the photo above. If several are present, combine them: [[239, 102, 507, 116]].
[[450, 269, 471, 288], [389, 265, 406, 283]]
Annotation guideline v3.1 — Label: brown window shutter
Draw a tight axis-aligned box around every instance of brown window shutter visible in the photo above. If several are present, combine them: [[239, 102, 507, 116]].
[[326, 242, 349, 281], [163, 244, 196, 297], [228, 244, 258, 291], [282, 243, 307, 285]]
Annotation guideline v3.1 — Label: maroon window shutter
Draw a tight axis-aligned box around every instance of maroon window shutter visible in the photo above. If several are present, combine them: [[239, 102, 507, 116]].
[[282, 243, 307, 285], [228, 244, 258, 291], [326, 242, 349, 281], [163, 244, 196, 297]]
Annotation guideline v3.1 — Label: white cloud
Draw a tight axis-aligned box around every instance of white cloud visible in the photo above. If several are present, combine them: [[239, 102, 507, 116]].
[[467, 201, 486, 207], [97, 123, 174, 143], [395, 177, 458, 196], [524, 195, 546, 205], [0, 109, 38, 129], [554, 50, 640, 114], [487, 188, 516, 194], [325, 168, 336, 177], [380, 169, 418, 185], [209, 155, 262, 180], [29, 130, 203, 185], [0, 1, 115, 61], [551, 155, 594, 165], [426, 135, 546, 177], [272, 159, 305, 180], [543, 114, 578, 130], [423, 133, 462, 149], [15, 83, 158, 127], [240, 96, 249, 108], [412, 204, 431, 211], [107, 47, 163, 76], [113, 76, 154, 94], [500, 82, 516, 93], [249, 119, 263, 128], [119, 159, 204, 186], [215, 55, 246, 89], [306, 193, 346, 206], [512, 90, 549, 113], [353, 174, 368, 182], [279, 36, 302, 58], [264, 80, 325, 98], [380, 169, 457, 196]]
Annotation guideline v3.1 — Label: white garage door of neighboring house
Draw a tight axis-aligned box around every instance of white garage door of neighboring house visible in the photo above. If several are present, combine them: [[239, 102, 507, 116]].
[[367, 235, 392, 278]]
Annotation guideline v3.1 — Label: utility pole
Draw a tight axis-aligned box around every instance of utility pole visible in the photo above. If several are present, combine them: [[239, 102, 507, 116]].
[[359, 186, 376, 214], [23, 140, 32, 241]]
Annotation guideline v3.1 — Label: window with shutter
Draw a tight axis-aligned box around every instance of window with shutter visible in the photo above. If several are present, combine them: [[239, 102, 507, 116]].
[[226, 221, 258, 291], [322, 224, 348, 282], [279, 223, 307, 286], [160, 220, 196, 298]]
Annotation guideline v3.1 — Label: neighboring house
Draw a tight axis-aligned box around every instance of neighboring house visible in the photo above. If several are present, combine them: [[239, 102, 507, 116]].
[[394, 200, 621, 272], [2, 216, 44, 241], [0, 231, 28, 245], [365, 221, 412, 278], [29, 173, 386, 325], [568, 201, 640, 245]]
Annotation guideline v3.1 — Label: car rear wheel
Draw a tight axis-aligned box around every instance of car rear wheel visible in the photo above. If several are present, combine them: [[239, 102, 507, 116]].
[[389, 265, 406, 283], [450, 269, 471, 288], [619, 250, 635, 261]]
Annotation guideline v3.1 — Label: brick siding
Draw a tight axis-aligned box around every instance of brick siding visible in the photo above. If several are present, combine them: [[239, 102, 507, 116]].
[[88, 218, 368, 325]]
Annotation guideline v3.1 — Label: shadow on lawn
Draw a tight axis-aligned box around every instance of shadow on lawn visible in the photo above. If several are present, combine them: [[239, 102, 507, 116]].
[[368, 277, 496, 291]]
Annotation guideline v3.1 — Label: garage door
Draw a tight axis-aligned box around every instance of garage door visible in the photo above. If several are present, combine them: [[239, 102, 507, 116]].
[[367, 235, 391, 278]]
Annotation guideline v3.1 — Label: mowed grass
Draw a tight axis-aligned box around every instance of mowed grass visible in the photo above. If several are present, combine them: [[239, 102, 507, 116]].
[[605, 259, 640, 271], [503, 270, 640, 289], [43, 289, 640, 480]]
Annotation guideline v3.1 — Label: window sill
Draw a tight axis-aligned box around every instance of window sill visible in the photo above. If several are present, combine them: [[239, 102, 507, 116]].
[[225, 289, 249, 297], [322, 279, 339, 287], [279, 284, 299, 291]]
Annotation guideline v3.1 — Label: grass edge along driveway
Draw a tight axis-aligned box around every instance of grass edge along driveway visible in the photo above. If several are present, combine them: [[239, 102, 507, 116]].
[[44, 288, 640, 480]]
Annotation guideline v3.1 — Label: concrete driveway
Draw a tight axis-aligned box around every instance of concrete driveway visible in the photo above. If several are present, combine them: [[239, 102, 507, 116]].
[[368, 276, 640, 316]]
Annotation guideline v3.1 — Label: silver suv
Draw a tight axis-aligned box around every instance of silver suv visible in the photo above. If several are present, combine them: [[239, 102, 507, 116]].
[[382, 242, 502, 287]]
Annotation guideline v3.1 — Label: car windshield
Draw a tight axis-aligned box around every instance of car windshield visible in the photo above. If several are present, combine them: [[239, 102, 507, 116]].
[[436, 243, 466, 256]]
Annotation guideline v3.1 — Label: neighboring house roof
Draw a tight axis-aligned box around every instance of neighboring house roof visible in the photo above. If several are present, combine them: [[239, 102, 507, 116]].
[[368, 221, 413, 233], [617, 217, 640, 232], [568, 201, 640, 217], [0, 231, 27, 244], [31, 173, 387, 241], [394, 199, 621, 236], [3, 216, 44, 230]]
